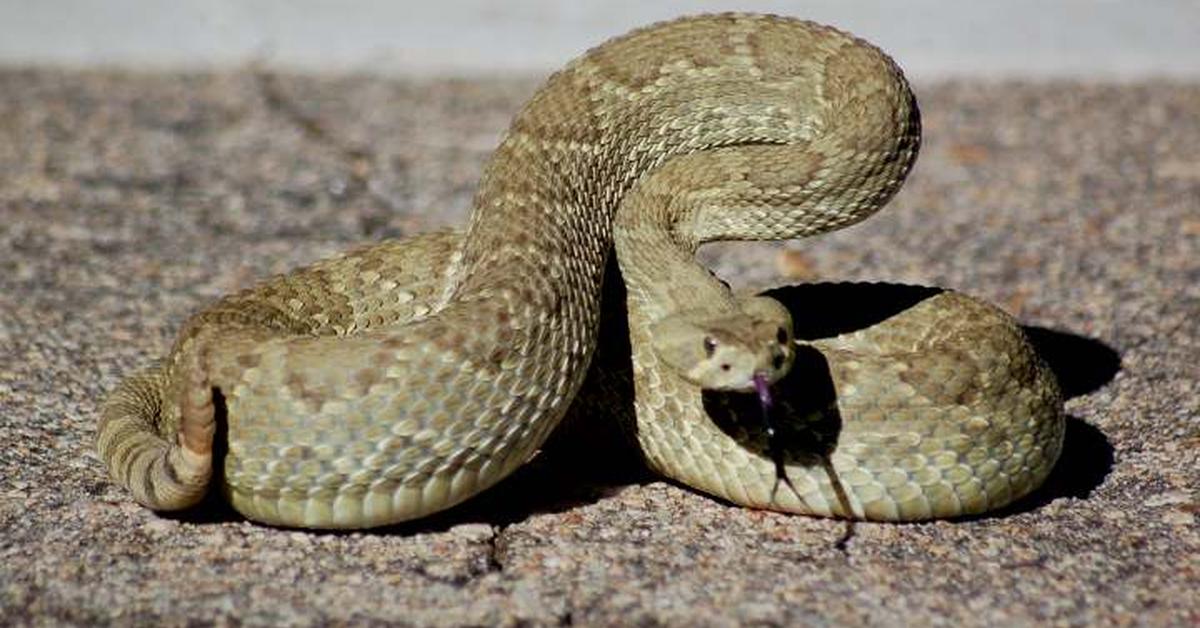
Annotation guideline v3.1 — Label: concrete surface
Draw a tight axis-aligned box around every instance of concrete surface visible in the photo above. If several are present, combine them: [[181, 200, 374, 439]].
[[0, 66, 1197, 625], [2, 1, 1199, 79]]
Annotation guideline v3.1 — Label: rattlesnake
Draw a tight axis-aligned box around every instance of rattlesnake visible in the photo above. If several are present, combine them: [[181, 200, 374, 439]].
[[97, 14, 1064, 528]]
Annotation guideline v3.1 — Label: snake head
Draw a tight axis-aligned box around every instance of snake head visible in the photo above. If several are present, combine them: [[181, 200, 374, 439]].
[[649, 296, 795, 393]]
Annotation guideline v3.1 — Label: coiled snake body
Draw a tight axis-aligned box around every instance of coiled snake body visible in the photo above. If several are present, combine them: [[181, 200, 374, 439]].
[[97, 14, 1064, 528]]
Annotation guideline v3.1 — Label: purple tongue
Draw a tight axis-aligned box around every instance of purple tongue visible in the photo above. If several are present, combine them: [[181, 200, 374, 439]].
[[753, 372, 773, 411]]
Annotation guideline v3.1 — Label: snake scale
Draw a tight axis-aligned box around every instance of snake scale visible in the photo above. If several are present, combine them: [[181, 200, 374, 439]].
[[97, 14, 1064, 528]]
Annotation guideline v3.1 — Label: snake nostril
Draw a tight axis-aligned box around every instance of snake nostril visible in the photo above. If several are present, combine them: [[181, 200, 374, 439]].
[[773, 354, 785, 370]]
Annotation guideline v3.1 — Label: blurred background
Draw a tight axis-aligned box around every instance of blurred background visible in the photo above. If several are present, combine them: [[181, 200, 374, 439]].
[[2, 0, 1198, 80]]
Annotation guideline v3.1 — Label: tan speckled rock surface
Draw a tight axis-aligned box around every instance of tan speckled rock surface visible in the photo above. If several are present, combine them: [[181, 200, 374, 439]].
[[1, 70, 1197, 625]]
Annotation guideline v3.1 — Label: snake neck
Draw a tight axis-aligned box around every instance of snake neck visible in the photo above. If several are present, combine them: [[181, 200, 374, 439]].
[[445, 12, 919, 315]]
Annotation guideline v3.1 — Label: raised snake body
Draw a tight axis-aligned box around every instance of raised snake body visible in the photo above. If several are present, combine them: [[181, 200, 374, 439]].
[[97, 14, 1064, 528]]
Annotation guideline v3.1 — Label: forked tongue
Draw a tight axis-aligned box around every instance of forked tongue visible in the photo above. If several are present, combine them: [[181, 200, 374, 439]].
[[753, 372, 773, 412]]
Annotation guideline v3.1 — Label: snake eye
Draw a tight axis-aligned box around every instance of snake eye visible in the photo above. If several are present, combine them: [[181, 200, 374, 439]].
[[776, 327, 789, 344], [703, 336, 717, 357]]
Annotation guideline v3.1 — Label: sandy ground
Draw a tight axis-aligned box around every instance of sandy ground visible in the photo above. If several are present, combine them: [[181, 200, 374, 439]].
[[0, 69, 1197, 625]]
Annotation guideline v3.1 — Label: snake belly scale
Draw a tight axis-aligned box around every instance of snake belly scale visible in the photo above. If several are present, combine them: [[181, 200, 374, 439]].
[[96, 14, 1064, 528]]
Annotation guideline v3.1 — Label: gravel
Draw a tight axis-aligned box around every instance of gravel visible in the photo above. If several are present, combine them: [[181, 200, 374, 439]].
[[0, 68, 1196, 625]]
